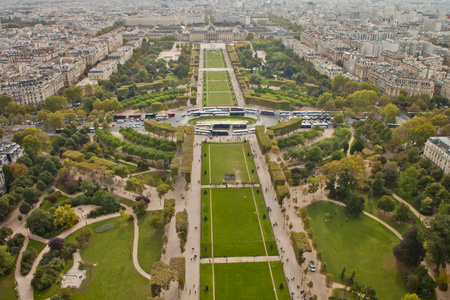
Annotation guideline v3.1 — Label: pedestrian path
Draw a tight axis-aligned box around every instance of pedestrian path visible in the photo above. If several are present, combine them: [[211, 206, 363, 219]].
[[200, 255, 280, 264]]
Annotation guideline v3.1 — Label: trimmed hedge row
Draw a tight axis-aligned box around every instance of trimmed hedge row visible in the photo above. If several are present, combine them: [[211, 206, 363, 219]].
[[243, 90, 290, 110], [119, 127, 176, 152], [120, 88, 186, 110], [268, 118, 303, 137], [255, 125, 272, 154], [170, 158, 179, 177], [176, 209, 188, 252], [180, 126, 195, 183], [291, 232, 312, 265], [267, 79, 296, 87], [268, 161, 286, 188], [144, 120, 178, 137], [276, 185, 291, 205]]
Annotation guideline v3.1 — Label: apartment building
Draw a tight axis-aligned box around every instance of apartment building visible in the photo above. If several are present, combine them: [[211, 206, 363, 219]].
[[423, 137, 450, 174], [88, 60, 117, 81]]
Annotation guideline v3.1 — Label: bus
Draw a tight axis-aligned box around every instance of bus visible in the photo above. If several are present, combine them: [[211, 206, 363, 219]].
[[129, 114, 142, 119], [219, 107, 231, 112], [244, 108, 258, 114], [213, 123, 230, 129], [145, 113, 156, 119], [192, 111, 201, 117], [114, 114, 127, 121], [211, 130, 229, 136], [200, 112, 214, 117], [292, 111, 306, 116], [195, 124, 212, 129], [233, 129, 248, 135], [279, 111, 291, 116], [261, 110, 276, 116], [214, 113, 229, 117], [156, 114, 169, 120], [232, 123, 247, 129], [188, 108, 200, 113], [230, 111, 245, 116], [168, 113, 175, 118], [203, 107, 216, 111], [230, 107, 244, 111], [313, 123, 328, 129], [301, 123, 312, 129], [387, 123, 400, 129], [248, 127, 256, 134], [195, 130, 210, 136]]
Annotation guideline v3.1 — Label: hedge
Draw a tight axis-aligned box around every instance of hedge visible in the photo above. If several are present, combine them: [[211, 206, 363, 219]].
[[291, 232, 312, 265], [268, 118, 303, 137], [267, 79, 296, 87], [276, 185, 291, 205], [119, 127, 176, 152], [268, 161, 286, 188], [243, 91, 290, 110], [175, 209, 188, 252], [144, 121, 177, 137], [180, 126, 194, 183], [62, 150, 85, 162], [170, 158, 179, 177], [255, 125, 272, 154]]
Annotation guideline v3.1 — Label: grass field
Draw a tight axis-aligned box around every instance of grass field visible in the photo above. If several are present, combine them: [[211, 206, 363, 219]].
[[200, 262, 289, 300], [205, 71, 229, 81], [64, 217, 151, 300], [201, 188, 277, 257], [26, 239, 46, 253], [307, 201, 409, 300], [0, 274, 17, 300], [202, 71, 236, 106], [137, 211, 165, 274], [133, 171, 169, 187], [201, 142, 258, 185], [205, 81, 232, 92], [203, 50, 226, 68], [41, 194, 69, 211]]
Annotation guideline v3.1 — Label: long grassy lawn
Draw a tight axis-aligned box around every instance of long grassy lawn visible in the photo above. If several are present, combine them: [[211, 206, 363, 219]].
[[203, 142, 258, 184], [205, 81, 231, 92], [213, 262, 288, 300], [200, 263, 214, 300], [137, 210, 164, 274], [205, 60, 226, 68], [0, 274, 17, 300], [254, 189, 278, 256], [307, 201, 409, 300], [202, 188, 266, 257], [270, 261, 291, 300], [64, 217, 151, 300], [204, 71, 228, 81], [27, 239, 46, 253]]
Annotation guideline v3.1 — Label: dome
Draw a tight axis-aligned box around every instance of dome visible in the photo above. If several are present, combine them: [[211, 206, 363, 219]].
[[207, 24, 216, 31]]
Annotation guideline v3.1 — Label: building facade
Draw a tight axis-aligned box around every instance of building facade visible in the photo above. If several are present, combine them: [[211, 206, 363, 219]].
[[423, 137, 450, 174]]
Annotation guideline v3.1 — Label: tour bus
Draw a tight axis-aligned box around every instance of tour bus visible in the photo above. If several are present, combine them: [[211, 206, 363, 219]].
[[211, 130, 229, 136], [129, 114, 142, 119], [233, 129, 248, 135], [200, 112, 214, 117], [145, 113, 156, 119], [168, 113, 175, 118], [113, 114, 127, 121], [203, 107, 216, 111], [387, 123, 400, 129], [292, 111, 306, 117], [195, 130, 211, 136], [230, 107, 244, 111], [248, 127, 256, 134], [55, 128, 63, 133], [301, 123, 312, 129], [195, 124, 212, 129], [213, 113, 229, 117], [261, 110, 276, 116], [244, 108, 258, 114], [219, 107, 231, 112], [213, 123, 230, 129], [279, 111, 291, 116], [315, 122, 329, 129], [230, 111, 245, 116], [191, 111, 201, 117], [188, 108, 200, 113], [232, 123, 247, 129], [155, 114, 169, 121]]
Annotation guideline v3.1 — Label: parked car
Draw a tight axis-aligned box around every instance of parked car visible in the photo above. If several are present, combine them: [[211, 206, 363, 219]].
[[309, 260, 316, 272]]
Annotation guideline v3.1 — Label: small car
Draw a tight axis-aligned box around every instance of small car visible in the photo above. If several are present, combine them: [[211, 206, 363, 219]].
[[309, 260, 316, 272]]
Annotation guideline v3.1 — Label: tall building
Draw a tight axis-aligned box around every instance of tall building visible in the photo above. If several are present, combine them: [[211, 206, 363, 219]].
[[423, 137, 450, 174]]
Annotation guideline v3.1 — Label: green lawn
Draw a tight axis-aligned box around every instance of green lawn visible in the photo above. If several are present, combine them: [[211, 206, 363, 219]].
[[64, 217, 151, 300], [205, 60, 226, 68], [26, 239, 47, 253], [205, 81, 231, 92], [201, 188, 266, 257], [137, 211, 165, 274], [115, 195, 135, 208], [211, 262, 288, 300], [200, 263, 214, 300], [0, 274, 17, 300], [132, 171, 168, 187], [105, 156, 138, 172], [270, 261, 291, 300], [202, 142, 258, 184], [41, 194, 69, 211], [205, 71, 228, 81], [307, 201, 409, 300], [206, 92, 235, 106]]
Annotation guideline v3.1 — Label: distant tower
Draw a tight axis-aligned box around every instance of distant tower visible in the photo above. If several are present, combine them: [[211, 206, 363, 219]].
[[305, 1, 316, 14]]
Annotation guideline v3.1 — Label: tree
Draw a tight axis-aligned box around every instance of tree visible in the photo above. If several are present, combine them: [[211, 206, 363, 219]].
[[381, 103, 400, 124], [421, 215, 450, 270], [26, 209, 53, 236], [150, 261, 173, 296], [48, 112, 65, 130], [157, 183, 171, 200], [44, 96, 67, 112], [0, 227, 12, 245], [19, 201, 31, 215], [393, 225, 425, 267], [133, 199, 148, 217], [431, 114, 448, 129], [398, 166, 419, 195], [22, 135, 43, 153], [350, 282, 377, 300], [372, 172, 386, 196], [64, 86, 83, 104], [334, 114, 345, 125], [306, 146, 322, 163], [245, 32, 254, 40], [80, 179, 96, 197], [401, 294, 420, 300], [76, 227, 92, 247], [394, 202, 410, 223], [10, 163, 28, 179], [394, 117, 436, 148], [53, 204, 79, 230], [345, 193, 363, 218], [125, 177, 145, 195], [0, 245, 15, 276], [0, 95, 12, 114], [48, 237, 64, 250], [378, 196, 395, 214]]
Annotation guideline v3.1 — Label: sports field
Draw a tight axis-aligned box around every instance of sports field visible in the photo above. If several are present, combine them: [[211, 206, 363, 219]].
[[203, 71, 236, 106], [201, 142, 259, 185], [203, 49, 226, 68]]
